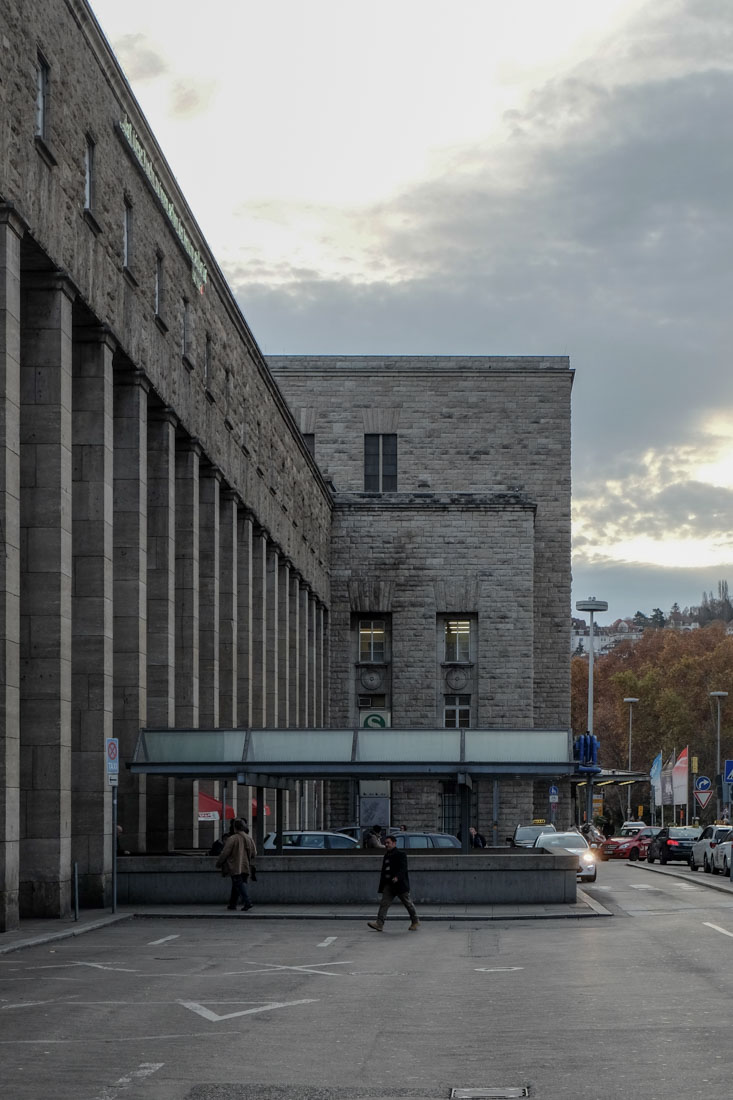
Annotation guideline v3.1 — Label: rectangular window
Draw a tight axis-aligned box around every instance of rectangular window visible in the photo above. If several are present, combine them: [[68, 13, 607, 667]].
[[204, 331, 212, 387], [444, 694, 471, 729], [155, 253, 163, 316], [35, 54, 49, 139], [445, 619, 471, 662], [303, 433, 315, 458], [84, 137, 95, 211], [364, 434, 397, 492], [182, 297, 191, 358], [123, 200, 132, 268], [359, 620, 385, 663]]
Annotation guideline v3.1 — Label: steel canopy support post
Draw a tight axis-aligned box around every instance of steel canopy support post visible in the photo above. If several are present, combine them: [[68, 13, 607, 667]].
[[458, 773, 471, 853]]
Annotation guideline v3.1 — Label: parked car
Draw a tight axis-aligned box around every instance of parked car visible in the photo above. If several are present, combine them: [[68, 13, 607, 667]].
[[600, 826, 660, 862], [392, 831, 461, 849], [690, 825, 732, 872], [507, 823, 557, 848], [532, 830, 597, 882], [263, 831, 359, 850], [710, 835, 733, 876], [646, 826, 702, 865]]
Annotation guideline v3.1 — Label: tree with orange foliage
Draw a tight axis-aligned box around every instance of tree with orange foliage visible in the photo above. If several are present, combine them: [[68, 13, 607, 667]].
[[571, 623, 733, 823]]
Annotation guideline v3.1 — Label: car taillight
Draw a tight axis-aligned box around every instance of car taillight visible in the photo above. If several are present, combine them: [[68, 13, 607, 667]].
[[668, 839, 679, 847], [711, 842, 717, 848]]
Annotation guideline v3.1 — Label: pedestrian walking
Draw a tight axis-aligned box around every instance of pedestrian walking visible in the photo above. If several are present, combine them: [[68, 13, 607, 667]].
[[367, 834, 419, 932], [216, 818, 256, 911]]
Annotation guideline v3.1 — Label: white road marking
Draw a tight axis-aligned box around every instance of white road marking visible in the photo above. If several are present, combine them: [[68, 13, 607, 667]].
[[474, 967, 524, 973], [628, 884, 658, 890], [223, 960, 352, 977], [30, 961, 139, 973], [1, 1000, 54, 1010], [703, 922, 733, 938], [317, 936, 337, 947], [179, 998, 317, 1022], [93, 1062, 164, 1099], [147, 934, 180, 946]]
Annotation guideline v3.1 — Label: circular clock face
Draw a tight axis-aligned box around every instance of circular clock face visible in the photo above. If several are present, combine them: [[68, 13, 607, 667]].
[[360, 668, 383, 690], [445, 667, 468, 691]]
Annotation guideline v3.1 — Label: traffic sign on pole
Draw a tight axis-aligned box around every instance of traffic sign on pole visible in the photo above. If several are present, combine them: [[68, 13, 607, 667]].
[[106, 737, 119, 786], [694, 789, 713, 809], [549, 783, 559, 804], [695, 775, 712, 792], [724, 761, 733, 784]]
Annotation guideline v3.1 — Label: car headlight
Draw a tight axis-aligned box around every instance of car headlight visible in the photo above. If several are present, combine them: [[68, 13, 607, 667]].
[[581, 852, 595, 864]]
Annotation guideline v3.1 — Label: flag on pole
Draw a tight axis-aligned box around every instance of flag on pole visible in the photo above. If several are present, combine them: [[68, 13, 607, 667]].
[[649, 751, 663, 804], [672, 747, 689, 806], [661, 752, 675, 805]]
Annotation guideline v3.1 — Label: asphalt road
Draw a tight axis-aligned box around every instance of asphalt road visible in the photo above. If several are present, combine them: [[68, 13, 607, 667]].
[[2, 863, 733, 1100]]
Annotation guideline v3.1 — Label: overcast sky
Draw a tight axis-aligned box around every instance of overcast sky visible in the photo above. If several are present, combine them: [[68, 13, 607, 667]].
[[90, 0, 733, 625]]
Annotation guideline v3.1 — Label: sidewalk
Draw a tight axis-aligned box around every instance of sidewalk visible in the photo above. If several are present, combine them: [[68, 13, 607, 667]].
[[0, 889, 609, 955]]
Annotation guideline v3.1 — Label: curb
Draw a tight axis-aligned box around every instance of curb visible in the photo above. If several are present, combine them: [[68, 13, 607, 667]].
[[0, 914, 132, 956]]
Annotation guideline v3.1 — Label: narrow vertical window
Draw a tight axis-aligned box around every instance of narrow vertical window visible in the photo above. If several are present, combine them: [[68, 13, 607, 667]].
[[182, 298, 190, 359], [35, 54, 49, 139], [364, 434, 397, 492], [204, 332, 212, 388], [84, 136, 95, 211], [123, 200, 132, 269], [154, 253, 163, 317], [303, 433, 315, 458]]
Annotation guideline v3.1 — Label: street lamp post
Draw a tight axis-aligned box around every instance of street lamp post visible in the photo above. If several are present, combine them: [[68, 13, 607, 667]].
[[576, 597, 608, 824], [623, 697, 639, 821], [710, 691, 728, 820]]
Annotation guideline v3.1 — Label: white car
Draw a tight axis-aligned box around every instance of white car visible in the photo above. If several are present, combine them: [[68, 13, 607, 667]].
[[533, 830, 597, 883], [710, 835, 733, 877], [690, 825, 732, 873]]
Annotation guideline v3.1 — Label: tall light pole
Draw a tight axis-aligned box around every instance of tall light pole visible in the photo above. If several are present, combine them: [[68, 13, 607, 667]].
[[576, 597, 608, 823], [624, 697, 639, 820], [710, 691, 728, 820]]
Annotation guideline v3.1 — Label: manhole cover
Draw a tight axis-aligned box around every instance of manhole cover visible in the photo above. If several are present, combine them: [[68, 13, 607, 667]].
[[451, 1090, 529, 1099]]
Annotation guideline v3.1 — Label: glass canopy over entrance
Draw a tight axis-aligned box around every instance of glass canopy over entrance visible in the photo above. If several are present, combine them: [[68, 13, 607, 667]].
[[129, 727, 574, 783]]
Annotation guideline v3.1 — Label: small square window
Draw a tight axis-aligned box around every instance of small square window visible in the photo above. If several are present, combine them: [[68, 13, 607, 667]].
[[444, 694, 471, 728]]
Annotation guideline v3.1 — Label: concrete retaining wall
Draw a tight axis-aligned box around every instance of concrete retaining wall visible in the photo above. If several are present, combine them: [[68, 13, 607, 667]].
[[116, 850, 578, 905]]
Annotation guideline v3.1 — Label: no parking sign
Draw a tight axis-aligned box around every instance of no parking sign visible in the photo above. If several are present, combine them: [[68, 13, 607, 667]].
[[106, 738, 119, 786]]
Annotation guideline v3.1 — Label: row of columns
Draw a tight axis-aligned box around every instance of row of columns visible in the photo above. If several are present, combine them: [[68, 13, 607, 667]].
[[0, 210, 328, 929]]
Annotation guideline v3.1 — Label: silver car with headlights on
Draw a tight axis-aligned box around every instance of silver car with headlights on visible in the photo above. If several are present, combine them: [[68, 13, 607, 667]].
[[532, 830, 597, 882]]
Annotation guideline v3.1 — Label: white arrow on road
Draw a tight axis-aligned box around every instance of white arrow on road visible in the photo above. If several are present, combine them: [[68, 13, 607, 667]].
[[179, 998, 317, 1022]]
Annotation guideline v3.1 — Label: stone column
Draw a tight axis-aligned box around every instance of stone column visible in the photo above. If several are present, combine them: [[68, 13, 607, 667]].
[[19, 273, 75, 917], [0, 207, 24, 931], [251, 528, 267, 726], [113, 368, 148, 854], [219, 490, 238, 729], [290, 572, 301, 729], [145, 407, 176, 851], [72, 326, 114, 904], [308, 591, 317, 728], [277, 559, 291, 729], [299, 582, 309, 730], [198, 464, 220, 848], [265, 543, 279, 728], [174, 438, 200, 847], [236, 509, 253, 729], [235, 508, 253, 827]]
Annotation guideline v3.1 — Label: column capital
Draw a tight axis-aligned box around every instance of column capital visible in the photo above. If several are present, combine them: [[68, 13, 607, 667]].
[[200, 462, 223, 482], [23, 270, 78, 304], [74, 323, 118, 353], [114, 365, 151, 394], [148, 405, 178, 428], [177, 435, 203, 457], [0, 202, 29, 238]]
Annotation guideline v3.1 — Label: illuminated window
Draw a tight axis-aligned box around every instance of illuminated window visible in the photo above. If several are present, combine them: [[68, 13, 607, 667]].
[[444, 694, 471, 728], [360, 620, 385, 663], [445, 619, 471, 662]]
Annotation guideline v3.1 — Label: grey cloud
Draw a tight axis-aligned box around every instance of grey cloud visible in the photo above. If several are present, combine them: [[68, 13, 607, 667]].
[[169, 79, 217, 119], [575, 480, 733, 544], [112, 34, 168, 82]]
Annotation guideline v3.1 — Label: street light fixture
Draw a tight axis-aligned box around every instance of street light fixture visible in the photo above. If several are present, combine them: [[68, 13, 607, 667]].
[[575, 597, 608, 823], [710, 691, 728, 820], [623, 697, 639, 820]]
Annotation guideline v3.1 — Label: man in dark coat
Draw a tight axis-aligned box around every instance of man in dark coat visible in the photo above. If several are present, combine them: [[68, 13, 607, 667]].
[[367, 835, 419, 932]]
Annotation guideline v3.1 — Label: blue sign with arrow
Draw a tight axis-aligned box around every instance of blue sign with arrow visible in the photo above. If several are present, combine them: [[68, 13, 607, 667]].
[[695, 775, 712, 791]]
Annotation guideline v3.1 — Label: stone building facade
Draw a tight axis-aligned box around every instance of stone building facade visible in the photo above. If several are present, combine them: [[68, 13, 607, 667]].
[[0, 0, 330, 930], [0, 0, 574, 932], [269, 357, 574, 833]]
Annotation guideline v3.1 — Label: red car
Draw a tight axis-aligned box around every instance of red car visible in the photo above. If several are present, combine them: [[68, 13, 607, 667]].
[[600, 826, 660, 862]]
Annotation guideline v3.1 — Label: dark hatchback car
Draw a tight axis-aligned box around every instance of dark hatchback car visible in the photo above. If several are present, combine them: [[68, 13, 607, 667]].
[[507, 824, 557, 848], [646, 826, 702, 865], [392, 832, 461, 849]]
